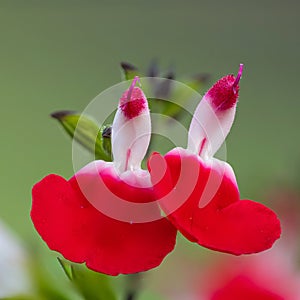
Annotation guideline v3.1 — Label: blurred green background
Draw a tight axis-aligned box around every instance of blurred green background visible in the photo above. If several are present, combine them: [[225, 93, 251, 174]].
[[0, 0, 299, 298]]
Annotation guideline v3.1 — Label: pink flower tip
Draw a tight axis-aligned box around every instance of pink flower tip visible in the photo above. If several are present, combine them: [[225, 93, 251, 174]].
[[119, 76, 147, 120], [207, 64, 244, 111], [233, 63, 244, 90]]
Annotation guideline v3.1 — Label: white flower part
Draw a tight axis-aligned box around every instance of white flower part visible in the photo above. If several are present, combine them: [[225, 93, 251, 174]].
[[0, 221, 31, 297], [187, 64, 243, 160], [187, 98, 236, 159], [112, 77, 151, 174]]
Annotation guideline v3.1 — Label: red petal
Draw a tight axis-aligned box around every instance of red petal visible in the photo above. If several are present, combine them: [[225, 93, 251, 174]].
[[211, 276, 284, 300], [150, 150, 281, 255], [31, 173, 177, 275], [198, 200, 281, 255]]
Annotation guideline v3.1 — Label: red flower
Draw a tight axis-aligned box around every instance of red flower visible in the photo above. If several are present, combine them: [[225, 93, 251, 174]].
[[197, 192, 300, 300], [199, 253, 300, 300], [150, 65, 281, 255], [31, 77, 177, 276]]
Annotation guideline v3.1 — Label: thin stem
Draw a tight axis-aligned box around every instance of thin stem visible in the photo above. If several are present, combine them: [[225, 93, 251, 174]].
[[125, 290, 137, 300], [124, 273, 142, 300]]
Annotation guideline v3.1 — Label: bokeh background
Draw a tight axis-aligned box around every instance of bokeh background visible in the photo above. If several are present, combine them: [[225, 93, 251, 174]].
[[1, 1, 300, 299]]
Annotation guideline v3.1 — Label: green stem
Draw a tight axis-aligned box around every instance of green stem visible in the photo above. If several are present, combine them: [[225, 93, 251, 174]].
[[125, 290, 137, 300], [124, 273, 142, 300]]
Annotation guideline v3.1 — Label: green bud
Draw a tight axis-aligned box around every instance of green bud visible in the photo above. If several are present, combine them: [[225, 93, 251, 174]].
[[51, 111, 112, 161], [120, 62, 141, 80]]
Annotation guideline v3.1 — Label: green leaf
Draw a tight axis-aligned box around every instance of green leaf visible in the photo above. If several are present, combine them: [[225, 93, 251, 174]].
[[37, 288, 71, 300], [51, 111, 112, 161], [24, 252, 78, 300], [71, 265, 117, 300], [2, 296, 40, 300], [32, 264, 72, 300], [120, 62, 141, 80], [57, 257, 74, 281], [101, 125, 112, 156]]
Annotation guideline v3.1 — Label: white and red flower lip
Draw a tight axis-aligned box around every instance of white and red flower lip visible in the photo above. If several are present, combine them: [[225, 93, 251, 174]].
[[112, 76, 151, 174], [208, 63, 243, 111], [187, 64, 243, 159]]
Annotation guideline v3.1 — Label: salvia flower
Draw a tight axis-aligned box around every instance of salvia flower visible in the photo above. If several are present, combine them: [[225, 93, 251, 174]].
[[31, 77, 177, 276], [197, 250, 300, 300], [198, 191, 300, 300], [150, 65, 281, 255]]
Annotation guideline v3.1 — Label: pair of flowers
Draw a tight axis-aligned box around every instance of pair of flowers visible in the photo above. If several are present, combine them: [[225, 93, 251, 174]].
[[31, 65, 281, 276]]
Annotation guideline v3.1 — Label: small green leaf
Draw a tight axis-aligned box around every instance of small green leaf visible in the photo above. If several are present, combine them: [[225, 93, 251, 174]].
[[26, 253, 77, 300], [71, 265, 117, 300], [101, 125, 112, 156], [57, 257, 74, 281], [51, 111, 112, 161], [1, 296, 40, 300], [120, 62, 141, 80]]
